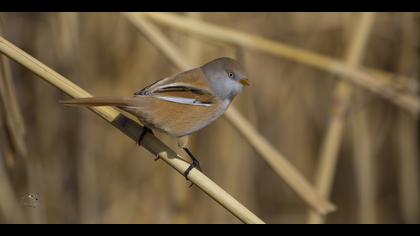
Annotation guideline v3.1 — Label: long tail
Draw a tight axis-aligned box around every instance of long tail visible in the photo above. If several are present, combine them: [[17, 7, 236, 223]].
[[59, 96, 134, 107]]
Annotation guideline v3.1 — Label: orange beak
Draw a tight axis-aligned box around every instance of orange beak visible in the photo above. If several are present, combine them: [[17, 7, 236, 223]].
[[240, 78, 250, 86]]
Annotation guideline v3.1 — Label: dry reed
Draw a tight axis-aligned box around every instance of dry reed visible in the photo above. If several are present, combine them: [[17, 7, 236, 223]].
[[395, 13, 419, 224], [307, 13, 375, 224], [0, 17, 26, 223]]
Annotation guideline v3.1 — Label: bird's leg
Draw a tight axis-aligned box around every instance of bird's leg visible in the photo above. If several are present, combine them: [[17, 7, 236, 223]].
[[137, 127, 153, 145], [137, 127, 158, 160], [183, 148, 202, 171], [177, 136, 202, 186], [182, 147, 202, 187]]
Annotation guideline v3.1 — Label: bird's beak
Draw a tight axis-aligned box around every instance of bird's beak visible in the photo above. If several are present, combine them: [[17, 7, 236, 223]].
[[240, 78, 250, 86]]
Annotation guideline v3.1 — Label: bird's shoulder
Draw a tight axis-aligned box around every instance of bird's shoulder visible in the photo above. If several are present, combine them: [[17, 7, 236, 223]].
[[135, 68, 211, 95]]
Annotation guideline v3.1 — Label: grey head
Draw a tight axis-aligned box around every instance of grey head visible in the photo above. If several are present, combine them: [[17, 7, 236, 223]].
[[201, 57, 249, 101]]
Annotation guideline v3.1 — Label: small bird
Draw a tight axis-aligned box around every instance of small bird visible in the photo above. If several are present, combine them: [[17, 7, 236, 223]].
[[60, 57, 249, 178]]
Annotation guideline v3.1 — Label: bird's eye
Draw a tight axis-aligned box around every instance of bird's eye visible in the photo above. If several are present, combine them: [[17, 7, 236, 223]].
[[228, 72, 235, 78]]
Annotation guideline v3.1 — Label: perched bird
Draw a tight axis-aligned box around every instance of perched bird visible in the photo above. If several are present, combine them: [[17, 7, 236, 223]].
[[60, 57, 249, 177]]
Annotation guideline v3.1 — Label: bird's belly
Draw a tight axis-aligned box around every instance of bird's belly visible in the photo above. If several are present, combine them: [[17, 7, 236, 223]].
[[123, 97, 229, 137]]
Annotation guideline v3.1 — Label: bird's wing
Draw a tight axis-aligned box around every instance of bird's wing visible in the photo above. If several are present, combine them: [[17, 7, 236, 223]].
[[134, 68, 216, 107]]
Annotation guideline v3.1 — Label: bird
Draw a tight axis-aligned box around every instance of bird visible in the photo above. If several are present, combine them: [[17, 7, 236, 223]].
[[60, 57, 249, 178]]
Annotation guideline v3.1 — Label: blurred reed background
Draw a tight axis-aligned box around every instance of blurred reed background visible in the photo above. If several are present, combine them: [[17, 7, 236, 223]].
[[0, 12, 419, 224]]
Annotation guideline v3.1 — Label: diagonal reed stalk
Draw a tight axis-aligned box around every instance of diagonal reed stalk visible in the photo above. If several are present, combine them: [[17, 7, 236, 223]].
[[0, 36, 265, 224], [141, 12, 420, 118], [307, 13, 375, 224], [123, 12, 336, 215]]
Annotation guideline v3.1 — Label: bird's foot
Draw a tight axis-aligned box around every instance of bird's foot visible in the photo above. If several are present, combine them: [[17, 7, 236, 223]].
[[183, 158, 201, 178], [137, 127, 153, 146], [183, 160, 201, 188], [182, 148, 202, 187]]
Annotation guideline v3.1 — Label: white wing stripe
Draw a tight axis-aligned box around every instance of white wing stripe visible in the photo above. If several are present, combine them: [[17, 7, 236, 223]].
[[153, 95, 212, 107]]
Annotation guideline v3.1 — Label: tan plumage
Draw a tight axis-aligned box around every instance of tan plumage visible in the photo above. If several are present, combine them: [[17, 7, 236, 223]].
[[60, 57, 249, 137]]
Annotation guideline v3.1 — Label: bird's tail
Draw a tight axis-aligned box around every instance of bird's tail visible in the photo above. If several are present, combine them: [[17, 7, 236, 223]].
[[59, 96, 134, 107]]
